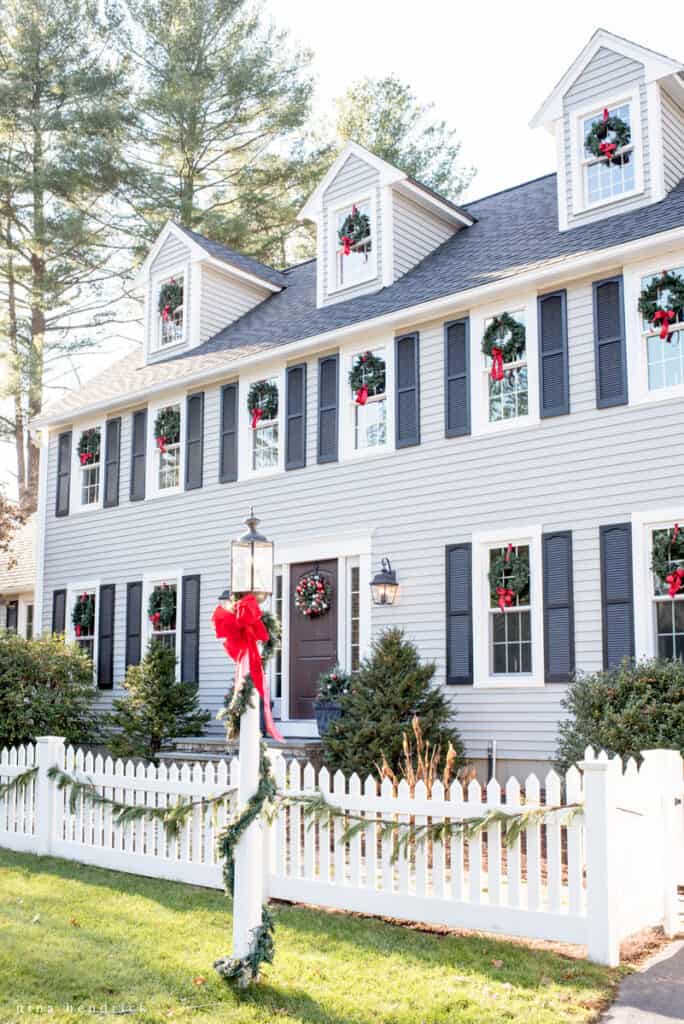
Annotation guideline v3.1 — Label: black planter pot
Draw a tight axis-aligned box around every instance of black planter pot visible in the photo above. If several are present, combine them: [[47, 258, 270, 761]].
[[313, 700, 343, 737]]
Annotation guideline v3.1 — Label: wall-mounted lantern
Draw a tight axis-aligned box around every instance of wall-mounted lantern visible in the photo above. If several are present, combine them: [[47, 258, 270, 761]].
[[370, 558, 399, 606]]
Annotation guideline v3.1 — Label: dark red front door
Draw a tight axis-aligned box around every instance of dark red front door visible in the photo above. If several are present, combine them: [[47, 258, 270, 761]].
[[289, 559, 338, 720]]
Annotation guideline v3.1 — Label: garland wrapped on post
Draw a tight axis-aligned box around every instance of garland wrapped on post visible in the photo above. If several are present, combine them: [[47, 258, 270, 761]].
[[153, 406, 180, 455], [295, 572, 332, 618], [488, 544, 530, 612], [584, 107, 631, 165], [247, 380, 278, 429], [348, 351, 385, 406], [638, 270, 684, 340], [72, 592, 95, 638], [481, 314, 526, 382], [77, 428, 100, 466], [337, 204, 370, 256], [158, 278, 183, 322], [147, 582, 176, 630], [651, 523, 684, 598]]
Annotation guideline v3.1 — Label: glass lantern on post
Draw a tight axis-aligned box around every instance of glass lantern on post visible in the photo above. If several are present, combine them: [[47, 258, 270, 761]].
[[230, 509, 274, 604]]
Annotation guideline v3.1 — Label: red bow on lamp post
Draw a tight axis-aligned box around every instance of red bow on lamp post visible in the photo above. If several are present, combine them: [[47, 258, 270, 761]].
[[652, 308, 676, 340], [212, 594, 283, 742], [490, 347, 504, 382]]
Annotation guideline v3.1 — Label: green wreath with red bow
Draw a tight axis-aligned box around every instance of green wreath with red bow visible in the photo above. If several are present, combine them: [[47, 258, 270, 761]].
[[481, 314, 526, 381], [638, 270, 684, 340], [295, 572, 333, 618], [153, 406, 180, 454], [72, 592, 95, 638], [77, 428, 101, 467], [348, 351, 385, 405], [585, 107, 631, 165], [158, 278, 183, 321], [338, 204, 370, 255], [651, 524, 684, 598], [488, 545, 530, 612], [148, 582, 177, 630], [247, 380, 279, 429]]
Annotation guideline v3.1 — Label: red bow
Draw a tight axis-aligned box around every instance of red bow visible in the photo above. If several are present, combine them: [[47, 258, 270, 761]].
[[490, 347, 504, 382], [212, 595, 283, 742], [150, 612, 161, 627], [75, 624, 81, 637], [599, 140, 617, 160], [652, 308, 675, 340], [674, 523, 680, 540], [355, 385, 368, 406], [161, 305, 170, 322], [79, 452, 92, 465], [251, 407, 263, 430], [603, 107, 609, 123], [496, 586, 515, 612], [666, 567, 684, 599], [341, 235, 352, 256], [156, 435, 167, 453]]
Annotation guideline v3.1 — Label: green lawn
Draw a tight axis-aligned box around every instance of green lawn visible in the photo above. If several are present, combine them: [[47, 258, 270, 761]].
[[0, 848, 622, 1024]]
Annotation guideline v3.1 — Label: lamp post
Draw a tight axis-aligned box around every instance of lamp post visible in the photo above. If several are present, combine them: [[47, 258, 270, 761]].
[[227, 510, 274, 961]]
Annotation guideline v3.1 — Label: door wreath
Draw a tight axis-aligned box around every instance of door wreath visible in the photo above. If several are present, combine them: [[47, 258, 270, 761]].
[[295, 571, 333, 618]]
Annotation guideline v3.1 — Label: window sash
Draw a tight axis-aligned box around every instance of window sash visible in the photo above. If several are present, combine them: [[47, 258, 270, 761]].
[[253, 420, 279, 470], [158, 442, 181, 489], [80, 463, 101, 505], [354, 393, 387, 450]]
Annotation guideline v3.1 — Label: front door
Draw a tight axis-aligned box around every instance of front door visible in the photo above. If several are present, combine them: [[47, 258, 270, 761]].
[[289, 559, 338, 719]]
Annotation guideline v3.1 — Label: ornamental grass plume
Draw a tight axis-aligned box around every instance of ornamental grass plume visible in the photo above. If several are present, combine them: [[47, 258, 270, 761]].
[[378, 714, 462, 797]]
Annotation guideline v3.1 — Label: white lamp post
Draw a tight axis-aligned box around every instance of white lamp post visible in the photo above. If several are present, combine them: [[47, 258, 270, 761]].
[[228, 510, 274, 961]]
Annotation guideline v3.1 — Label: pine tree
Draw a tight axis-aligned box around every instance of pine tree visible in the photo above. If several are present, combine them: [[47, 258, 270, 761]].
[[0, 0, 135, 511], [335, 76, 475, 202], [124, 0, 324, 266], [322, 628, 464, 779], [107, 642, 211, 762]]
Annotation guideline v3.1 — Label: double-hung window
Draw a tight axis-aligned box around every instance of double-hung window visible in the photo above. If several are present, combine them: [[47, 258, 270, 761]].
[[484, 311, 528, 423], [332, 198, 374, 291], [351, 348, 387, 451], [252, 378, 279, 471], [641, 265, 684, 392], [148, 579, 178, 654], [155, 403, 182, 491], [75, 426, 102, 508], [71, 588, 97, 661], [157, 274, 185, 349], [581, 101, 635, 206], [489, 545, 532, 675], [650, 527, 684, 661]]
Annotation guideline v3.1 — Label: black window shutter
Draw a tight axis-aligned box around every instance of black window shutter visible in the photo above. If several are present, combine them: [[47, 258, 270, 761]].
[[181, 574, 200, 684], [185, 391, 204, 490], [593, 276, 628, 408], [446, 543, 473, 684], [600, 523, 634, 669], [55, 430, 72, 516], [543, 530, 575, 683], [317, 355, 339, 463], [444, 319, 470, 437], [538, 290, 569, 417], [130, 409, 147, 501], [52, 589, 66, 635], [6, 601, 18, 633], [286, 363, 307, 470], [395, 332, 420, 448], [125, 581, 143, 668], [103, 417, 121, 508], [97, 584, 116, 689], [219, 383, 239, 483]]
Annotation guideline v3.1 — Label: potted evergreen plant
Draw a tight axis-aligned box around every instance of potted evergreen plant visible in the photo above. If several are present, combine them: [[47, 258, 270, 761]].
[[313, 666, 350, 737]]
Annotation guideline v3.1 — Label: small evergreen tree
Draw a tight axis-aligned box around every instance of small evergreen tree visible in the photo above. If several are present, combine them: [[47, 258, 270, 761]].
[[107, 642, 210, 762], [322, 628, 464, 779]]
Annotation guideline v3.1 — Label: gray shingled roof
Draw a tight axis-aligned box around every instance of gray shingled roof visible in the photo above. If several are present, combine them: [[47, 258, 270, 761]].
[[185, 173, 684, 357], [0, 515, 35, 593], [176, 225, 288, 289]]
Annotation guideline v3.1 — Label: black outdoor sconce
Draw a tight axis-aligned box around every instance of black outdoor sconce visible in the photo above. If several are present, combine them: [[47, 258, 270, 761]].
[[370, 558, 399, 606]]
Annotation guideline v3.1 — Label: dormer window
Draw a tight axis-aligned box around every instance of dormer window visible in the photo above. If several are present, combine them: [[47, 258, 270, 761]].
[[332, 198, 375, 291], [157, 275, 184, 348], [581, 101, 635, 206]]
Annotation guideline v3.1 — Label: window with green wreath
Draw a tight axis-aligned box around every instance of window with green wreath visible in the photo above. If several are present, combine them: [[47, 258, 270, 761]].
[[639, 265, 684, 393], [157, 275, 184, 347], [349, 348, 387, 451], [482, 310, 528, 423], [153, 404, 182, 490], [147, 580, 178, 653], [650, 525, 684, 661], [76, 426, 101, 506], [582, 102, 634, 206], [248, 378, 279, 471], [488, 544, 531, 675], [334, 200, 373, 290]]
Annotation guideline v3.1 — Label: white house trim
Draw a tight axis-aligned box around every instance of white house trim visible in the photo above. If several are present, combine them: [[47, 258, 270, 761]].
[[531, 29, 683, 130], [32, 223, 684, 431], [298, 141, 405, 221], [34, 429, 49, 635], [647, 81, 666, 203]]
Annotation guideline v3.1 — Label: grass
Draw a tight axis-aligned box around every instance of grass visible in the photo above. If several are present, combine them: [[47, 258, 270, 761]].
[[0, 848, 623, 1024]]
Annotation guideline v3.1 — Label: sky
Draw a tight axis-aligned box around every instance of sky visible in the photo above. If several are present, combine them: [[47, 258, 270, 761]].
[[3, 1, 684, 495]]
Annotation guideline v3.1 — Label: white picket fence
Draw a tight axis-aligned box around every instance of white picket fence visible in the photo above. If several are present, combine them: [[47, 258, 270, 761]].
[[1, 736, 682, 966]]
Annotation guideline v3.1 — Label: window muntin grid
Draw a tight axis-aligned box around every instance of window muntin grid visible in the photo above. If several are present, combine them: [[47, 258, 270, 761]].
[[335, 200, 373, 290], [484, 310, 528, 423], [150, 581, 177, 654], [350, 564, 361, 671], [488, 545, 532, 675], [75, 592, 96, 661], [651, 528, 684, 661], [157, 404, 181, 490], [351, 348, 387, 451], [582, 103, 635, 205], [641, 265, 684, 392], [158, 275, 184, 349], [252, 379, 279, 471]]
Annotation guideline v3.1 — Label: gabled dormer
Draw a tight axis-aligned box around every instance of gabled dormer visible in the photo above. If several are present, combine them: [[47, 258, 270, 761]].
[[298, 141, 474, 307], [531, 30, 684, 231], [136, 222, 286, 364]]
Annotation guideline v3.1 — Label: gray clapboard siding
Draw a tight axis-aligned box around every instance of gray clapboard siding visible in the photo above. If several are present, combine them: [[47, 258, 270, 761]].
[[199, 265, 268, 343], [563, 47, 651, 227], [147, 234, 193, 361], [41, 272, 684, 759], [661, 87, 684, 194], [321, 154, 383, 305], [393, 192, 454, 279]]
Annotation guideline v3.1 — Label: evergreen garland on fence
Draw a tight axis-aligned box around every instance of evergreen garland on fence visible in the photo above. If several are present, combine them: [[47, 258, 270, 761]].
[[0, 766, 38, 801]]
